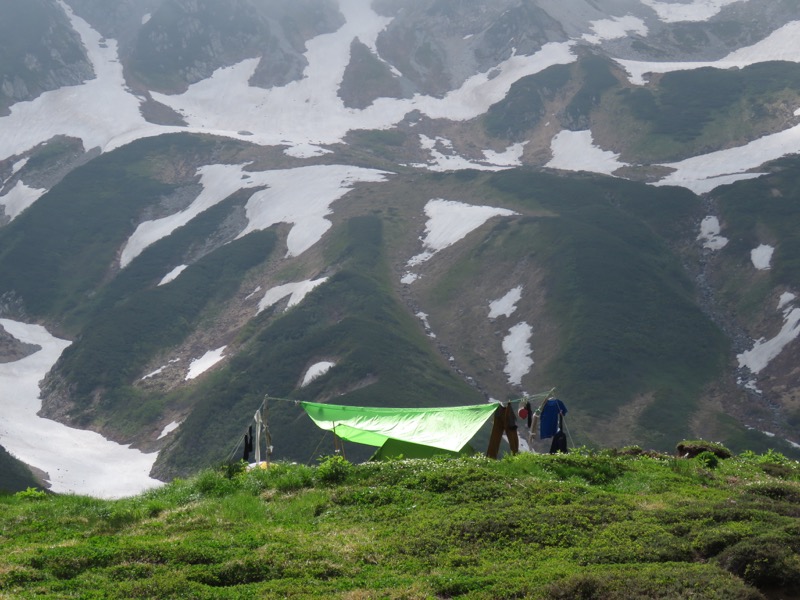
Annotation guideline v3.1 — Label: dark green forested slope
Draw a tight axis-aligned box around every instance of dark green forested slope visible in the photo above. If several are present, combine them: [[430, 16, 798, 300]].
[[154, 216, 484, 477], [710, 156, 800, 309], [0, 445, 39, 493], [485, 55, 800, 165], [0, 134, 238, 327], [423, 169, 730, 450]]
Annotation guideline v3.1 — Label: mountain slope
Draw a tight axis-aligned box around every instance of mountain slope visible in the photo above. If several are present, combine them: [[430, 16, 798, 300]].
[[0, 0, 799, 492]]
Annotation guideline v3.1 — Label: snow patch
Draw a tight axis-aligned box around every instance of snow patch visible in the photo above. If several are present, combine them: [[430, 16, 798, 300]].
[[738, 376, 762, 394], [121, 163, 389, 267], [751, 244, 774, 270], [245, 286, 262, 300], [11, 157, 28, 174], [185, 346, 227, 380], [778, 292, 796, 312], [697, 216, 728, 250], [142, 365, 166, 380], [652, 121, 800, 194], [121, 163, 257, 267], [546, 130, 627, 175], [142, 13, 151, 25], [150, 24, 575, 152], [158, 265, 188, 286], [489, 286, 523, 319], [0, 180, 47, 221], [0, 1, 179, 166], [737, 308, 800, 374], [301, 361, 335, 387], [236, 165, 390, 258], [482, 142, 528, 167], [503, 322, 533, 386], [411, 135, 526, 171], [256, 278, 328, 315], [0, 318, 162, 498], [283, 143, 332, 158], [582, 16, 648, 44], [618, 21, 800, 85], [416, 312, 436, 338], [407, 199, 518, 267], [642, 0, 746, 23], [157, 420, 181, 440]]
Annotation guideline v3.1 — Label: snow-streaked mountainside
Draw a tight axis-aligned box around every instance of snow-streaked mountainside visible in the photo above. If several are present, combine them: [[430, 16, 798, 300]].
[[1, 0, 799, 496]]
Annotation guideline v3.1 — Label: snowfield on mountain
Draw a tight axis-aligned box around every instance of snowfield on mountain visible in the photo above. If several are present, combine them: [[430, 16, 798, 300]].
[[0, 0, 799, 496]]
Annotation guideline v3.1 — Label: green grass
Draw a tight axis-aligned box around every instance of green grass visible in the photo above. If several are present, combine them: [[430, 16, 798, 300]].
[[1, 447, 798, 598]]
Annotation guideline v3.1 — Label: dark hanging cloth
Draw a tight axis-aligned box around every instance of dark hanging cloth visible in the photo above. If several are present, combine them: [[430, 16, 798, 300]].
[[539, 398, 568, 439], [525, 401, 533, 428], [243, 426, 254, 461], [486, 404, 519, 459], [549, 414, 568, 454]]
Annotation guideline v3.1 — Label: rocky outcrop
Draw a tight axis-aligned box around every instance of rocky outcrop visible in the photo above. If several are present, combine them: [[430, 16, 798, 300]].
[[374, 0, 563, 97], [0, 324, 40, 363], [125, 0, 342, 92], [0, 0, 93, 114], [339, 39, 411, 108]]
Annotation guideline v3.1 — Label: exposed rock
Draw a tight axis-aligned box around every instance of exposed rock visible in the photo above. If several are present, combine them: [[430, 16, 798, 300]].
[[374, 0, 561, 97], [0, 0, 93, 112], [0, 324, 40, 363], [339, 38, 411, 109], [125, 0, 343, 92]]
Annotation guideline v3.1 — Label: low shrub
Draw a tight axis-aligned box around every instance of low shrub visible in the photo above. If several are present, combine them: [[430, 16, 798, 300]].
[[316, 455, 353, 485], [544, 563, 763, 600], [540, 453, 628, 485], [690, 521, 758, 558], [0, 566, 46, 589], [715, 535, 800, 588], [28, 543, 117, 579], [14, 487, 48, 501], [696, 450, 721, 469], [676, 440, 732, 459], [745, 481, 800, 503], [192, 468, 239, 498], [242, 461, 314, 494], [575, 521, 692, 565], [190, 556, 282, 587]]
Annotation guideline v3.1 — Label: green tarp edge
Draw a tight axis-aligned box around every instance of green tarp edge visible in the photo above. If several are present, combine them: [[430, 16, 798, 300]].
[[301, 401, 497, 453]]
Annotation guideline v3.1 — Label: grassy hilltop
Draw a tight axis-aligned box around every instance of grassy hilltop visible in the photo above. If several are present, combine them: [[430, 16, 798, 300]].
[[1, 443, 799, 599]]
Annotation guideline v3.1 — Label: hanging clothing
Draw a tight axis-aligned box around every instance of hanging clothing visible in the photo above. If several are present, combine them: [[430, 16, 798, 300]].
[[549, 414, 568, 454], [242, 426, 254, 461], [486, 403, 519, 459], [530, 396, 548, 440], [539, 398, 568, 439]]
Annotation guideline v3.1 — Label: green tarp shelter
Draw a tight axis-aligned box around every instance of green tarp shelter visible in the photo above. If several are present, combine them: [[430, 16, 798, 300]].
[[301, 401, 498, 460]]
